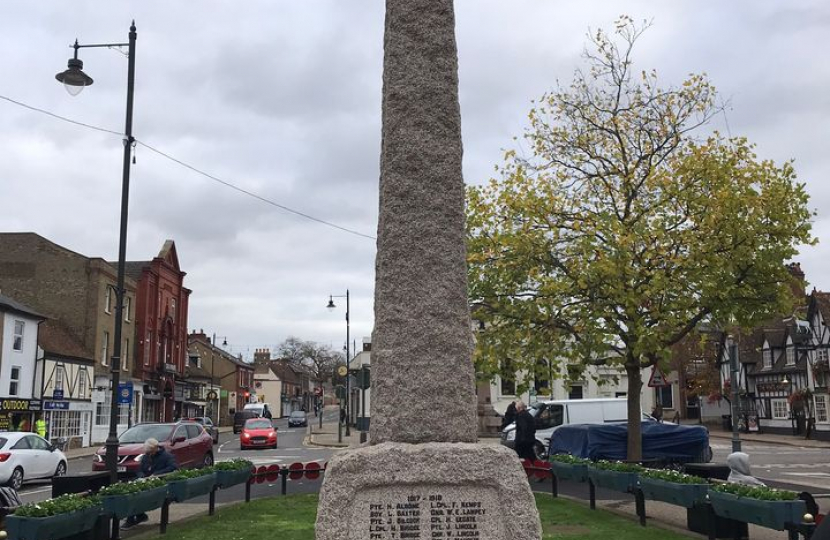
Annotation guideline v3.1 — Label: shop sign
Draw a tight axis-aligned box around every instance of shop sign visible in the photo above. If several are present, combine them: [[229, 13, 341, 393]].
[[0, 399, 41, 412], [44, 401, 70, 410]]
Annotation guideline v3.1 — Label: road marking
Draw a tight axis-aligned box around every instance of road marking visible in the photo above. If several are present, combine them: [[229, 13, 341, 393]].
[[782, 472, 830, 477]]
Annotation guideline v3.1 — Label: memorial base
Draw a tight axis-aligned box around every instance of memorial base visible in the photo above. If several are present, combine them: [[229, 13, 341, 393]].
[[315, 442, 541, 540]]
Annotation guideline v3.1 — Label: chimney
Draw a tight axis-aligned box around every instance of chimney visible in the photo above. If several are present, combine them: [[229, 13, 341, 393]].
[[253, 348, 270, 365], [787, 262, 806, 299]]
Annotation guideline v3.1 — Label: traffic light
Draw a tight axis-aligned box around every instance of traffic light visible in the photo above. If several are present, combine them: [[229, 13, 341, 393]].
[[243, 391, 250, 400]]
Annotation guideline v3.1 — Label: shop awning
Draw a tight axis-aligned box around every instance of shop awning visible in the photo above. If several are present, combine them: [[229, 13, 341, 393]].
[[185, 401, 207, 407]]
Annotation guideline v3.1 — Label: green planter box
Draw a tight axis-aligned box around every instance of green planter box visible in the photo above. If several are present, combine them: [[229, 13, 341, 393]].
[[708, 491, 806, 531], [551, 462, 589, 483], [588, 468, 639, 493], [216, 468, 252, 489], [5, 506, 101, 540], [638, 477, 708, 508], [168, 473, 217, 503], [101, 485, 170, 519]]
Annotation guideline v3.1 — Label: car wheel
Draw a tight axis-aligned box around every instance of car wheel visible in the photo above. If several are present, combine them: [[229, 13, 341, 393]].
[[533, 441, 547, 461], [54, 461, 67, 478], [7, 467, 23, 491], [202, 453, 214, 468]]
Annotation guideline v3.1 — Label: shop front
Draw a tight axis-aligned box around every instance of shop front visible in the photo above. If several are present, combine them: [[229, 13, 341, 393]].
[[0, 398, 43, 434], [42, 400, 94, 448]]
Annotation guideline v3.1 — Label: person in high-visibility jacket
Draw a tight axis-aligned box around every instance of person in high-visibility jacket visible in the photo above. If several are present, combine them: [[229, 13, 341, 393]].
[[35, 416, 47, 438]]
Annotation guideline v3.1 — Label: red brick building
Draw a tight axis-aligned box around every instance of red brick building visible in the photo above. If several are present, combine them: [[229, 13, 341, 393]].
[[124, 241, 191, 422]]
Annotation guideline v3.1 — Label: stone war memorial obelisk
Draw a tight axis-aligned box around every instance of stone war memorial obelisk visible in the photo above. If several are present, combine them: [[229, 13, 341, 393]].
[[315, 1, 542, 539]]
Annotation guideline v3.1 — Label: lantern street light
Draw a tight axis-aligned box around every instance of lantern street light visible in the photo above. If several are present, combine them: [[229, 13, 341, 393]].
[[56, 22, 137, 484], [327, 290, 350, 436]]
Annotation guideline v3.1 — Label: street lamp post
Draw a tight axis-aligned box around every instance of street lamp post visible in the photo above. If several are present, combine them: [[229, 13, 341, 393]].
[[57, 22, 137, 484], [728, 340, 742, 452], [209, 334, 228, 423], [327, 290, 350, 436]]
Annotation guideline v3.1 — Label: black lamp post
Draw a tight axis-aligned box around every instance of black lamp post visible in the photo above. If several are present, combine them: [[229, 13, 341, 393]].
[[327, 290, 350, 436], [57, 22, 137, 484], [728, 339, 742, 452]]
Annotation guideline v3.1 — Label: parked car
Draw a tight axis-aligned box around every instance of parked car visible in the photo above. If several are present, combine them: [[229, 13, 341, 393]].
[[0, 432, 68, 490], [233, 411, 258, 434], [92, 422, 214, 478], [240, 418, 277, 450], [288, 410, 308, 427], [500, 398, 654, 460], [186, 417, 219, 444]]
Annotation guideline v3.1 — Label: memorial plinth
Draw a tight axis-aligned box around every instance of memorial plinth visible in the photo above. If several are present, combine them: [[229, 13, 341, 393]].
[[316, 443, 540, 540]]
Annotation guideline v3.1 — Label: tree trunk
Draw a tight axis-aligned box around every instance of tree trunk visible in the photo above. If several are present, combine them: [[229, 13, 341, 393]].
[[625, 362, 643, 462]]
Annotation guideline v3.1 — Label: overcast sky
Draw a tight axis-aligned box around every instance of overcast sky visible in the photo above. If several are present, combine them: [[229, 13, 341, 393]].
[[1, 2, 828, 361]]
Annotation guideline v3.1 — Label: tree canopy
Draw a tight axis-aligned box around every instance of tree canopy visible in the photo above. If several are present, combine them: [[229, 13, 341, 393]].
[[277, 336, 343, 383], [466, 18, 815, 459]]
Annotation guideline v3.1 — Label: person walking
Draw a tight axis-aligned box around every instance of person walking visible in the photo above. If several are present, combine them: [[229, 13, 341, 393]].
[[514, 401, 537, 461], [121, 438, 178, 530], [501, 401, 517, 430]]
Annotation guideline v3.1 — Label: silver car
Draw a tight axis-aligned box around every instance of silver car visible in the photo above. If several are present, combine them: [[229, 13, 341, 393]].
[[0, 432, 68, 490]]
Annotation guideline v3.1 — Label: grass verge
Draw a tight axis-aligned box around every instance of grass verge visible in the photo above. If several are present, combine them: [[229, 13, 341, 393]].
[[134, 493, 693, 540]]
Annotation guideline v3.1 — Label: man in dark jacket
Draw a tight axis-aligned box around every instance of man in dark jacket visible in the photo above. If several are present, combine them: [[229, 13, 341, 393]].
[[514, 401, 537, 461], [122, 438, 179, 530]]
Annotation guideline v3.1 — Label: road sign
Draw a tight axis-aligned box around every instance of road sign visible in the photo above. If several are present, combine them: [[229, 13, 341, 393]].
[[52, 388, 64, 400], [647, 366, 670, 388], [335, 385, 346, 400], [337, 365, 348, 377], [117, 382, 133, 404]]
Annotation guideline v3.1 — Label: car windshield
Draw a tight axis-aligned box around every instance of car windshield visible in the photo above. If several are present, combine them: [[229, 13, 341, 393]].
[[290, 412, 305, 418], [245, 419, 272, 430], [119, 424, 173, 444]]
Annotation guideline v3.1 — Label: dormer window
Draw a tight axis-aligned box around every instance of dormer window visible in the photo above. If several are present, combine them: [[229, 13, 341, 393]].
[[786, 346, 795, 366], [762, 348, 772, 369]]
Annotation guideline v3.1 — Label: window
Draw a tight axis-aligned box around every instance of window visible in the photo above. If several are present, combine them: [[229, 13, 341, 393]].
[[55, 365, 64, 391], [123, 339, 130, 371], [762, 349, 772, 369], [48, 411, 83, 442], [568, 385, 584, 400], [656, 385, 673, 409], [9, 366, 21, 396], [815, 395, 828, 423], [500, 359, 516, 395], [185, 424, 202, 439], [535, 404, 564, 430], [95, 395, 129, 426], [144, 331, 152, 366], [786, 346, 795, 366], [818, 348, 829, 363], [78, 369, 88, 399], [771, 398, 790, 420], [101, 331, 109, 366], [13, 320, 24, 351], [173, 426, 188, 441], [104, 287, 112, 314], [124, 296, 132, 322], [170, 299, 176, 318]]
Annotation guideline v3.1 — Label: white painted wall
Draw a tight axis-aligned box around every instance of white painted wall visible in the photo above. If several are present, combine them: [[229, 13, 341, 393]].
[[0, 311, 39, 399]]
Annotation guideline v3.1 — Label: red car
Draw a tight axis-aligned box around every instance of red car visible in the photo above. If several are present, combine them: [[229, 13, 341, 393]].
[[92, 422, 214, 478], [240, 418, 277, 450]]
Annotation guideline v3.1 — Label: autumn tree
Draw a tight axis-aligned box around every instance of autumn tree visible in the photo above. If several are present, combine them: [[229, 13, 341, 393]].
[[277, 336, 344, 384], [466, 18, 814, 460]]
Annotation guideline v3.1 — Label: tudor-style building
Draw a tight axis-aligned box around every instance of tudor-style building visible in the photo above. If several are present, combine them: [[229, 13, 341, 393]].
[[125, 241, 191, 423]]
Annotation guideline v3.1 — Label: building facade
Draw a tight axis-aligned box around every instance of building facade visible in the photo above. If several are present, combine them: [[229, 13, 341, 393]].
[[126, 241, 191, 423], [188, 331, 254, 425], [0, 294, 44, 434], [0, 233, 138, 443]]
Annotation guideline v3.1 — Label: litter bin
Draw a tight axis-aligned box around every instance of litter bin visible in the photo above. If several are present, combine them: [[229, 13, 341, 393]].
[[683, 463, 748, 539], [52, 471, 111, 498]]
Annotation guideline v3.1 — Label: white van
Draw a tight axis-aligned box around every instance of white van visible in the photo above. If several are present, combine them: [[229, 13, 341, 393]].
[[500, 398, 651, 459], [243, 402, 273, 419]]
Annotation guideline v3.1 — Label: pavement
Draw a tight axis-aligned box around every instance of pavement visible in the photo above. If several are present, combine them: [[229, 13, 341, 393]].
[[707, 428, 830, 448]]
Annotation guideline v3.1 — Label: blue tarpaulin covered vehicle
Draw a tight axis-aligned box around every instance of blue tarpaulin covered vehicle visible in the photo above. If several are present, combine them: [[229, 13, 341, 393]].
[[550, 422, 712, 464]]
